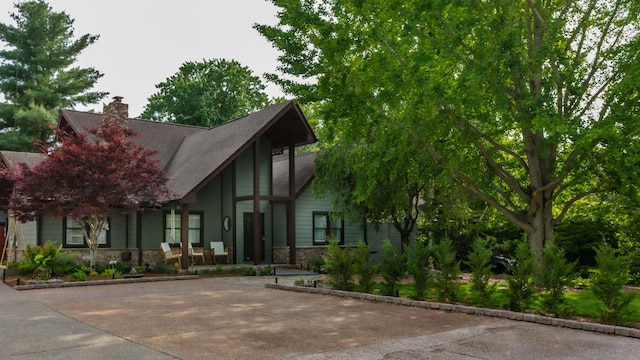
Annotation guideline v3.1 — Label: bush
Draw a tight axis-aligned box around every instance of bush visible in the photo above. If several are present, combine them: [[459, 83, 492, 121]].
[[407, 240, 431, 300], [380, 240, 406, 296], [537, 243, 577, 318], [323, 238, 354, 291], [352, 240, 378, 293], [259, 266, 273, 276], [465, 237, 496, 307], [590, 243, 634, 325], [17, 241, 78, 278], [241, 266, 257, 276], [432, 238, 461, 303], [102, 268, 121, 279], [505, 241, 537, 312], [69, 269, 87, 282], [311, 257, 326, 274]]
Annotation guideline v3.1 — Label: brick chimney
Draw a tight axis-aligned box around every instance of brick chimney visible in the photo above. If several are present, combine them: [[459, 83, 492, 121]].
[[103, 96, 129, 125]]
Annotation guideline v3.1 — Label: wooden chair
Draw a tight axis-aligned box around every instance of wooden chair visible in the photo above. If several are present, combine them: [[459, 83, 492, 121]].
[[188, 243, 205, 265], [161, 242, 180, 266], [210, 241, 229, 264]]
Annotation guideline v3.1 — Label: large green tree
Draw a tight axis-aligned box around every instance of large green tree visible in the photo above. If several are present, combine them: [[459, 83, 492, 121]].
[[0, 0, 106, 151], [257, 0, 640, 259], [141, 58, 269, 127]]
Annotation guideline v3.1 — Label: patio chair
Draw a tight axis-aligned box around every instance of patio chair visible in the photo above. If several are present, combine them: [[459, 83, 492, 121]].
[[188, 243, 205, 265], [161, 242, 180, 266], [210, 241, 229, 264]]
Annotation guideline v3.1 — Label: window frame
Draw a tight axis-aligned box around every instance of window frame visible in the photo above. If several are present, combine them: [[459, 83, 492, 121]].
[[163, 210, 204, 247], [63, 216, 111, 248], [312, 211, 344, 245]]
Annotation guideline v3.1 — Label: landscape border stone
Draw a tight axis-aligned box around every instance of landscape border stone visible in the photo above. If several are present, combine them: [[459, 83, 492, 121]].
[[266, 282, 640, 339], [13, 275, 199, 290]]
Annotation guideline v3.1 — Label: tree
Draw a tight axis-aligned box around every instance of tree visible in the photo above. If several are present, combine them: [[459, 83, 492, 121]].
[[256, 0, 640, 260], [313, 130, 445, 250], [2, 120, 170, 268], [141, 59, 269, 127], [0, 0, 106, 151]]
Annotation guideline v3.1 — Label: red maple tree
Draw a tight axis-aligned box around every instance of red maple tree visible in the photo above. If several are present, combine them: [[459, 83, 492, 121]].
[[3, 120, 171, 268]]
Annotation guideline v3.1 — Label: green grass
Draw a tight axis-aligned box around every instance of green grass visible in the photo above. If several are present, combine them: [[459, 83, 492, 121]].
[[378, 282, 640, 325]]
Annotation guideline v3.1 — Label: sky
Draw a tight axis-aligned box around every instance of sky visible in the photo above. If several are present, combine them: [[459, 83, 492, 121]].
[[0, 0, 286, 118]]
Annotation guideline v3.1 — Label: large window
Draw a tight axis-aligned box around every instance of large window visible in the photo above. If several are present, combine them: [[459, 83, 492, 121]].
[[164, 211, 204, 246], [63, 217, 109, 247], [313, 212, 343, 245]]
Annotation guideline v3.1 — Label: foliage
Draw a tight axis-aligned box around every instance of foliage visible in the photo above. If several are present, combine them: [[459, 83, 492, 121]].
[[69, 269, 86, 282], [107, 260, 130, 275], [465, 237, 496, 307], [323, 237, 354, 291], [312, 128, 447, 250], [241, 266, 257, 276], [406, 239, 432, 300], [537, 244, 577, 318], [590, 243, 634, 325], [311, 257, 326, 274], [50, 251, 79, 276], [257, 0, 640, 263], [352, 240, 378, 294], [0, 0, 106, 151], [101, 268, 121, 279], [141, 58, 269, 126], [432, 238, 461, 303], [505, 241, 538, 312], [3, 119, 171, 268], [379, 240, 406, 296], [17, 240, 78, 278], [259, 266, 273, 276]]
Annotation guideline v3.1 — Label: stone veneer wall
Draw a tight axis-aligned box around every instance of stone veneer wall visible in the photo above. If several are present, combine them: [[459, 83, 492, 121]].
[[273, 245, 357, 265]]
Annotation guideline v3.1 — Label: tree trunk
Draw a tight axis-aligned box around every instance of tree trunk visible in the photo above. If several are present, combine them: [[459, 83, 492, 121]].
[[527, 191, 555, 262]]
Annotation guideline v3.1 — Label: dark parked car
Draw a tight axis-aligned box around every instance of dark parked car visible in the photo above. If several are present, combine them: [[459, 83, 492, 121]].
[[490, 255, 515, 274]]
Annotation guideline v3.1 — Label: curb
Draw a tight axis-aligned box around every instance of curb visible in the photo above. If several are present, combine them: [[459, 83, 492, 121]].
[[265, 283, 640, 339], [13, 275, 199, 290]]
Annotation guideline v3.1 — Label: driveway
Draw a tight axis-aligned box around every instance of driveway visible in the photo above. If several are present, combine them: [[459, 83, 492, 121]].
[[3, 276, 640, 359]]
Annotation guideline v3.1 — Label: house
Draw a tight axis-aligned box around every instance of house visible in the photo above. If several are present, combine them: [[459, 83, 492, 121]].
[[0, 98, 405, 268]]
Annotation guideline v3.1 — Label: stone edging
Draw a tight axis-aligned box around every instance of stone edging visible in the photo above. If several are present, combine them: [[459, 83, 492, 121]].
[[13, 275, 199, 290], [265, 283, 640, 339]]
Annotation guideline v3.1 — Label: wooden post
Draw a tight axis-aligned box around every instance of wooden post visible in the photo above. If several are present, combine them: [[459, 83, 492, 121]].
[[288, 143, 296, 265]]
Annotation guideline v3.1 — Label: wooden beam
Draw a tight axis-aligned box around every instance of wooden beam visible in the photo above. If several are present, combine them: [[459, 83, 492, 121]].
[[288, 143, 296, 265], [180, 204, 189, 269], [253, 139, 261, 265]]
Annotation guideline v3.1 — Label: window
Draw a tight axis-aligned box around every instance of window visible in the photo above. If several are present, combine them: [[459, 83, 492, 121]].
[[63, 217, 109, 247], [164, 211, 203, 246], [313, 212, 343, 245]]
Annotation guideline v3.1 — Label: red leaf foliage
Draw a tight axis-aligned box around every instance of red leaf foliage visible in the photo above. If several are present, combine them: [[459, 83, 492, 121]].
[[3, 121, 172, 222]]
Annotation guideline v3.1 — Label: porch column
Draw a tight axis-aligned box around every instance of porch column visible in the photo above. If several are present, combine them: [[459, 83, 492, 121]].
[[253, 139, 261, 265], [288, 143, 296, 265], [180, 203, 190, 269]]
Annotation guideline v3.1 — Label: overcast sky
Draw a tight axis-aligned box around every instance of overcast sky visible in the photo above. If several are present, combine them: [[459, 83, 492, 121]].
[[0, 0, 286, 118]]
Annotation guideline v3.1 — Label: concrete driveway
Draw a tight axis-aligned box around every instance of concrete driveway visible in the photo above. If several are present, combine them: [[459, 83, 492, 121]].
[[3, 276, 640, 359]]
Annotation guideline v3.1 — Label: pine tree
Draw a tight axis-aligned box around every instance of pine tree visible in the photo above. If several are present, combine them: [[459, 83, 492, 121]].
[[0, 0, 106, 151]]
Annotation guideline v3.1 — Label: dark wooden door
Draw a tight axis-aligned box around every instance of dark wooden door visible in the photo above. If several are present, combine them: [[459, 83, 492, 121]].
[[243, 213, 265, 262]]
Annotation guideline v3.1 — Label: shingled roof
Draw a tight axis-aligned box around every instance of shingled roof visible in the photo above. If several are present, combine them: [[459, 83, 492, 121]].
[[0, 151, 45, 170], [272, 150, 317, 198], [59, 100, 317, 202]]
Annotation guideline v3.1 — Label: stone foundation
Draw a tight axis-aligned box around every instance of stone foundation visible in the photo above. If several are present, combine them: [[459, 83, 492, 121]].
[[273, 245, 356, 266]]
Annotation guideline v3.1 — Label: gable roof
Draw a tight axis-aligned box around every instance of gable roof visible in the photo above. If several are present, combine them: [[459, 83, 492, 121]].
[[59, 101, 317, 202], [272, 150, 317, 198], [0, 151, 45, 170]]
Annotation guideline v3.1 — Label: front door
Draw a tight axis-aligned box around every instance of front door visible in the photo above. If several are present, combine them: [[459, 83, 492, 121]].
[[243, 212, 265, 262]]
